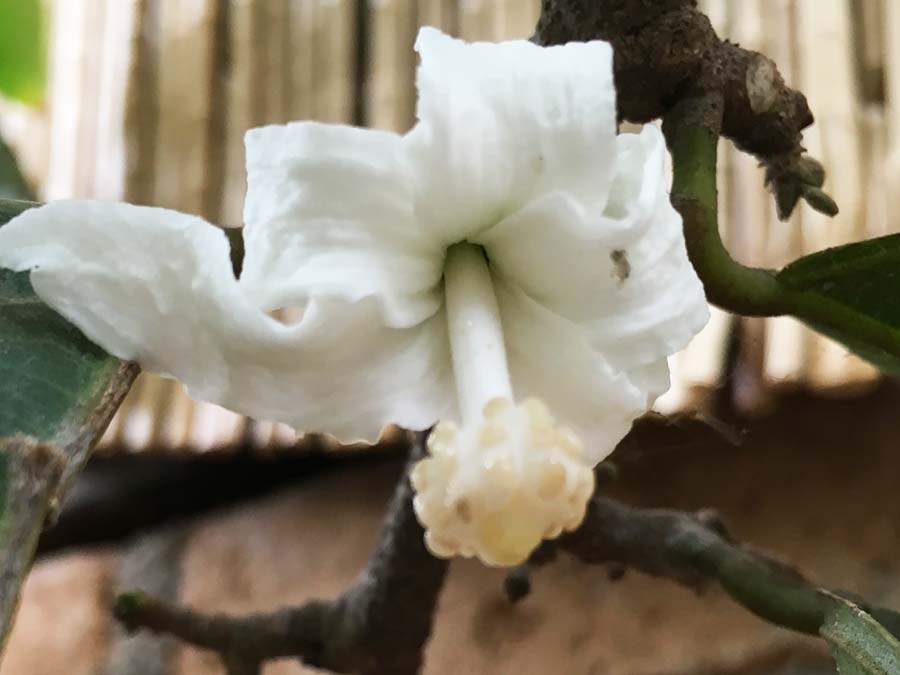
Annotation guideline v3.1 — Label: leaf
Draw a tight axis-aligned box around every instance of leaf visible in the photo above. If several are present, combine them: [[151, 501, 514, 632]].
[[0, 201, 128, 443], [0, 0, 46, 105], [777, 234, 900, 375], [0, 199, 138, 651], [821, 595, 900, 675]]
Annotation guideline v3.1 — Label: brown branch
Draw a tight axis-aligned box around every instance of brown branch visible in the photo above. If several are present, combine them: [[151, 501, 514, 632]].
[[535, 0, 807, 156], [535, 0, 831, 219], [507, 494, 900, 639], [114, 432, 449, 675]]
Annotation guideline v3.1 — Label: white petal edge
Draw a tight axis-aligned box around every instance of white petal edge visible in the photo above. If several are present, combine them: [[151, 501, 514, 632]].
[[494, 272, 662, 466], [242, 121, 445, 329], [406, 27, 619, 246], [0, 201, 456, 441], [477, 125, 710, 372]]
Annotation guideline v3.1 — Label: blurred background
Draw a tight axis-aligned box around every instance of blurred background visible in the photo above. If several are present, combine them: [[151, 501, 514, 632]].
[[1, 1, 899, 674]]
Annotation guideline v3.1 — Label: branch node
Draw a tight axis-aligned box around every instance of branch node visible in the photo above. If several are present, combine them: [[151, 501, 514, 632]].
[[538, 0, 837, 221]]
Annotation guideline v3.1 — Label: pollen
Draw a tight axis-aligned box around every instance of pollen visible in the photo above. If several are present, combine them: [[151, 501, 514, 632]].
[[410, 397, 595, 567]]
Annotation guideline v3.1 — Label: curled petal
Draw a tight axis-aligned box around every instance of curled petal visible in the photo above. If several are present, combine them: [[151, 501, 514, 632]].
[[243, 121, 445, 328], [478, 126, 709, 372], [407, 27, 618, 245], [0, 201, 455, 441], [494, 274, 656, 465]]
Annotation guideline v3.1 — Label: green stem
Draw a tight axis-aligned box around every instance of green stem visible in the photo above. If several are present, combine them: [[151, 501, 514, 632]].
[[665, 96, 788, 316], [664, 96, 900, 362], [694, 534, 836, 635]]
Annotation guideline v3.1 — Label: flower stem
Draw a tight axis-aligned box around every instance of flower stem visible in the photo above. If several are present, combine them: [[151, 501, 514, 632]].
[[443, 243, 513, 422], [664, 95, 900, 366], [663, 94, 789, 316]]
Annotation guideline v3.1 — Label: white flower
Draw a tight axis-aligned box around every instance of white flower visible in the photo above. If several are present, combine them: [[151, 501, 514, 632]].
[[0, 28, 708, 566]]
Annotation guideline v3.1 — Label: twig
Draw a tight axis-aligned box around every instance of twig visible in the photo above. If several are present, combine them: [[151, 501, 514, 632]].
[[101, 526, 185, 675], [114, 433, 449, 675], [537, 1, 836, 222], [506, 494, 900, 638], [537, 3, 808, 162], [664, 94, 900, 363], [537, 4, 900, 365]]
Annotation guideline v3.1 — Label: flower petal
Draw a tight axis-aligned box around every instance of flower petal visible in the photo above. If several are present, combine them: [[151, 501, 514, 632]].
[[243, 121, 445, 328], [478, 126, 709, 372], [494, 273, 664, 466], [0, 201, 455, 441], [407, 27, 618, 245]]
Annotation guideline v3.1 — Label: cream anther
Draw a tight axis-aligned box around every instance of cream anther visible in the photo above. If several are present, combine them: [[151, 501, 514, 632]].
[[411, 397, 595, 567]]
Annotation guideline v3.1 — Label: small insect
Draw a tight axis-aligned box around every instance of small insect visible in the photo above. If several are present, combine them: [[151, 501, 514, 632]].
[[610, 249, 630, 284]]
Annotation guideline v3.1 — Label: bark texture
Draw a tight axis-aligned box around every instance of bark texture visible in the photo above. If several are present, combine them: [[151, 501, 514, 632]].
[[536, 0, 813, 159]]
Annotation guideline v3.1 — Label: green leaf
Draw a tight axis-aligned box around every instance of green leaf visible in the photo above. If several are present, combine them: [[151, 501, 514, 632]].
[[0, 199, 137, 650], [0, 249, 121, 441], [822, 596, 900, 675], [777, 234, 900, 375], [0, 201, 124, 441], [0, 0, 45, 104]]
